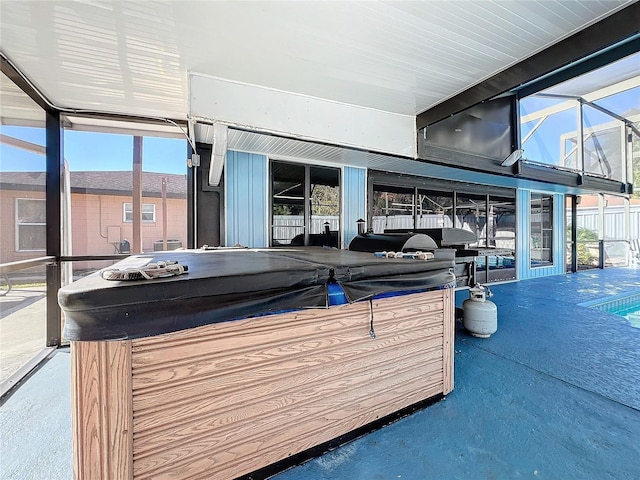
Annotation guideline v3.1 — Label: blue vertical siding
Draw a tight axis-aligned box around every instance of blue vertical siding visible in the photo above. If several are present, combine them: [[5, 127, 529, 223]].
[[343, 167, 367, 248], [225, 151, 267, 247], [517, 190, 565, 280], [516, 190, 530, 279]]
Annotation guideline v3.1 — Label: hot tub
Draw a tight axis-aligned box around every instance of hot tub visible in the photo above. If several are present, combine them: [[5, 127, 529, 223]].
[[60, 247, 456, 480]]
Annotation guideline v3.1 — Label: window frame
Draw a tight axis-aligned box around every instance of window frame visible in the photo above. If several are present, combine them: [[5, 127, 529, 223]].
[[269, 160, 341, 247], [15, 197, 47, 252], [123, 202, 156, 223], [530, 192, 554, 268]]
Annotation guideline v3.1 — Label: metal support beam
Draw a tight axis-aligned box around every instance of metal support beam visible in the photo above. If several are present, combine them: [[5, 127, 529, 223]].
[[416, 3, 640, 129], [570, 196, 578, 273], [46, 263, 61, 346], [510, 95, 520, 152], [45, 109, 62, 346], [598, 240, 605, 270], [1, 53, 51, 111], [304, 165, 311, 246], [598, 194, 605, 270], [187, 142, 196, 249], [514, 161, 628, 194], [46, 110, 62, 256]]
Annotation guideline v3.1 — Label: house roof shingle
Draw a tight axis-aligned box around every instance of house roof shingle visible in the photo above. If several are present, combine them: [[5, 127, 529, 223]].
[[0, 171, 187, 197]]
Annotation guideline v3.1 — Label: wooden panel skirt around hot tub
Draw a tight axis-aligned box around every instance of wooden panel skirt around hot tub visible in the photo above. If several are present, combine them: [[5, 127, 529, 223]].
[[71, 288, 454, 480]]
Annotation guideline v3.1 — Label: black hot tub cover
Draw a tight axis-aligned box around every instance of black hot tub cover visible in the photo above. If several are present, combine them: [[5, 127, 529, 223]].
[[59, 248, 455, 341]]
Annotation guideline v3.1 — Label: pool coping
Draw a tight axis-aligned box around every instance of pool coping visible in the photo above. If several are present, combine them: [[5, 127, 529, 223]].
[[578, 290, 640, 308]]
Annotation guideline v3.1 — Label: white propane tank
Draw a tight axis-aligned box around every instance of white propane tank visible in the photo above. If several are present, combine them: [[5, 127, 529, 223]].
[[462, 284, 497, 338]]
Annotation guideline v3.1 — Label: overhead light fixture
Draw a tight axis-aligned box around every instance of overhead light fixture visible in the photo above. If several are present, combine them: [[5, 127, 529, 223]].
[[501, 149, 524, 167]]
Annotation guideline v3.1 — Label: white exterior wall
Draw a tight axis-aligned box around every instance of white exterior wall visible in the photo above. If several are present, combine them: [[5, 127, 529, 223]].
[[189, 73, 416, 158]]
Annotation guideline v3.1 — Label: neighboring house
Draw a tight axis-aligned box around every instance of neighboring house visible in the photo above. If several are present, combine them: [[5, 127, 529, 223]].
[[0, 171, 187, 267]]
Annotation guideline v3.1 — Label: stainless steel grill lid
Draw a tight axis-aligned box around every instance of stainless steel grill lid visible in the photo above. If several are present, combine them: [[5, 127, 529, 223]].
[[348, 233, 438, 253]]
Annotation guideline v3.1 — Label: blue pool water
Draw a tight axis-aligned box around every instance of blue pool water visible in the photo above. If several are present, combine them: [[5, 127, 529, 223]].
[[584, 292, 640, 328], [608, 303, 640, 327]]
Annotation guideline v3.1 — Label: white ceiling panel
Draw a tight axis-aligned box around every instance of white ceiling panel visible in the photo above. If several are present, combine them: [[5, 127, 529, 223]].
[[0, 0, 633, 123], [0, 71, 45, 126]]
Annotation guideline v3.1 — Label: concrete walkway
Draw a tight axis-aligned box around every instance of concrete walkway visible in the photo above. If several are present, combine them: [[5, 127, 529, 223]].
[[0, 286, 46, 383], [1, 268, 639, 480], [0, 349, 71, 480]]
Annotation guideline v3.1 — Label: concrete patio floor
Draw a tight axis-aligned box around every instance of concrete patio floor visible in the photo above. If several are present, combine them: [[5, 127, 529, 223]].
[[1, 267, 639, 480], [0, 285, 47, 384]]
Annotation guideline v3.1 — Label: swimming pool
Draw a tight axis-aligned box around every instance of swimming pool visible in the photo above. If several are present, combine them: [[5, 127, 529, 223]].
[[582, 292, 640, 328]]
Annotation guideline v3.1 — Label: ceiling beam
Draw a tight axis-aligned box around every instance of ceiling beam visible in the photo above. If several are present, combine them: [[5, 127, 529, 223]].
[[416, 2, 640, 130], [0, 133, 46, 154], [1, 52, 52, 112]]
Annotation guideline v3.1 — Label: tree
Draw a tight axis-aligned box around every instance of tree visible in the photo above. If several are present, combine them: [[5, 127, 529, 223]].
[[568, 225, 599, 266], [310, 184, 339, 216]]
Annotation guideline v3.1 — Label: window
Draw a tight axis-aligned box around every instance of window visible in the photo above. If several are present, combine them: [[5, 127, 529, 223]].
[[371, 185, 415, 233], [16, 198, 46, 251], [1, 70, 50, 384], [63, 132, 187, 257], [519, 53, 639, 183], [487, 195, 516, 282], [310, 166, 340, 243], [530, 193, 553, 267], [270, 161, 340, 246], [123, 203, 156, 223], [416, 190, 454, 229], [574, 193, 600, 270], [455, 193, 485, 247]]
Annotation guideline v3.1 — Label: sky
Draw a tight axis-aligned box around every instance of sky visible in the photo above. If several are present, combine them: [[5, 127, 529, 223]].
[[518, 88, 637, 175], [0, 127, 188, 175]]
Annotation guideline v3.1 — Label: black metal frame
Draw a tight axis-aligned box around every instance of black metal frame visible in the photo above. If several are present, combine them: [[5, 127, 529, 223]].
[[0, 347, 57, 405], [187, 143, 195, 248], [529, 192, 555, 269], [417, 35, 636, 194], [416, 3, 640, 128], [194, 143, 223, 248], [570, 195, 578, 274], [268, 160, 342, 248], [368, 170, 516, 200], [416, 18, 638, 190], [1, 54, 51, 111], [45, 109, 63, 346], [1, 55, 65, 348], [514, 162, 630, 194], [1, 53, 197, 397], [367, 171, 518, 284]]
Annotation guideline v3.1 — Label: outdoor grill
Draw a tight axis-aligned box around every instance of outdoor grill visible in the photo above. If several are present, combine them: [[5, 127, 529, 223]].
[[347, 232, 438, 254], [349, 227, 515, 286]]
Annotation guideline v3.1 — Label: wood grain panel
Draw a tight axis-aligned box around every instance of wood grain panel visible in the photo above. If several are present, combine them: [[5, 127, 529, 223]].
[[129, 290, 450, 480], [71, 340, 133, 480], [70, 289, 453, 480], [132, 343, 444, 457], [372, 290, 452, 393], [442, 288, 455, 394], [131, 314, 443, 413], [140, 372, 442, 480]]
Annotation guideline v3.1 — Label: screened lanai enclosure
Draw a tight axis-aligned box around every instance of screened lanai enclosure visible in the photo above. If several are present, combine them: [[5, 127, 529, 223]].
[[1, 1, 639, 479]]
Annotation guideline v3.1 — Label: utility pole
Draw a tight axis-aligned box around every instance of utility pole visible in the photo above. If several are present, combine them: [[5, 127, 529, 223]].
[[162, 176, 167, 250], [132, 136, 143, 254]]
